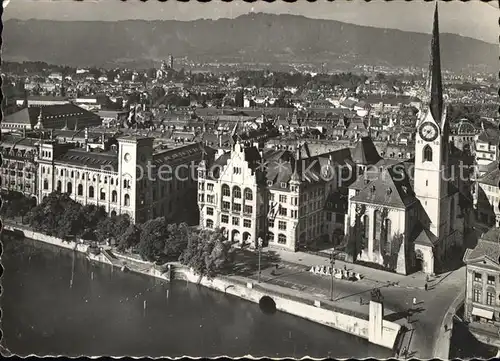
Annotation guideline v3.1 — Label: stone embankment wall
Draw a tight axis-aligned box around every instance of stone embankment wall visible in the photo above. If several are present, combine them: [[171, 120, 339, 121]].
[[4, 225, 89, 253], [175, 266, 400, 350], [5, 224, 400, 350]]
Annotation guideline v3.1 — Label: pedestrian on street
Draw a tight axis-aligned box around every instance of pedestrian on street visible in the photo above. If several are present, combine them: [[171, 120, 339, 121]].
[[275, 264, 279, 271], [344, 265, 347, 271], [444, 324, 448, 332], [412, 297, 417, 306], [359, 297, 363, 305], [424, 283, 428, 291]]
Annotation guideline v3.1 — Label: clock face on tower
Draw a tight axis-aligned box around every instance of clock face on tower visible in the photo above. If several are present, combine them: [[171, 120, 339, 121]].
[[124, 153, 131, 162], [419, 122, 439, 142]]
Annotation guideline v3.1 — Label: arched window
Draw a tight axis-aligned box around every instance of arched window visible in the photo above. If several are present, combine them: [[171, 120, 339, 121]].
[[206, 219, 214, 228], [89, 186, 94, 198], [222, 184, 230, 197], [244, 188, 253, 201], [233, 186, 241, 198], [278, 234, 287, 245], [56, 180, 62, 192], [100, 188, 106, 201], [268, 232, 274, 242], [43, 179, 48, 190], [67, 182, 72, 194], [374, 210, 382, 241], [111, 210, 117, 217], [77, 184, 83, 196], [112, 190, 117, 203], [362, 215, 369, 239], [124, 194, 130, 206], [60, 169, 63, 176], [385, 219, 392, 240], [423, 145, 433, 162]]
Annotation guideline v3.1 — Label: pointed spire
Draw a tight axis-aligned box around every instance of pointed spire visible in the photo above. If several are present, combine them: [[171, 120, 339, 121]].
[[427, 2, 444, 124], [35, 107, 44, 130]]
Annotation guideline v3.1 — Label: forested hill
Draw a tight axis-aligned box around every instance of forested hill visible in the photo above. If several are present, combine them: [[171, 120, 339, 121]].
[[3, 13, 496, 72]]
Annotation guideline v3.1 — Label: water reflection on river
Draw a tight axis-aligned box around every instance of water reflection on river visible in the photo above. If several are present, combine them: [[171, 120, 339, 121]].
[[1, 237, 392, 358]]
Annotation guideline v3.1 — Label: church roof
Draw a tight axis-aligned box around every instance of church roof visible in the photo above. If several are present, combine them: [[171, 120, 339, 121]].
[[349, 161, 416, 209]]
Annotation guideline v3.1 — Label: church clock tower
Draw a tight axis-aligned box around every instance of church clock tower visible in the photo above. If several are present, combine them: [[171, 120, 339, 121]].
[[414, 4, 450, 239]]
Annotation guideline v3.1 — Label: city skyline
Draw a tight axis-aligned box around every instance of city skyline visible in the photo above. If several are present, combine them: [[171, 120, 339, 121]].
[[3, 0, 498, 44]]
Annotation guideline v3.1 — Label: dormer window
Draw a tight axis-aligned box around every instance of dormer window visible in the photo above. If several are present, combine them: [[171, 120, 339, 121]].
[[281, 182, 287, 188], [386, 188, 392, 195], [267, 180, 273, 186]]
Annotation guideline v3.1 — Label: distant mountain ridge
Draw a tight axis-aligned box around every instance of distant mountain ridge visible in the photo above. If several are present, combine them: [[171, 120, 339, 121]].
[[2, 13, 496, 71]]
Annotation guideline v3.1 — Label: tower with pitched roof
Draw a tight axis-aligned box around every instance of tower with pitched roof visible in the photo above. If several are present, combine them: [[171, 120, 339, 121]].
[[413, 3, 452, 240]]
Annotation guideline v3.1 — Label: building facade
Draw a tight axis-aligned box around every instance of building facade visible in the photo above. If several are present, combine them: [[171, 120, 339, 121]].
[[463, 227, 500, 348], [35, 135, 207, 224], [197, 140, 353, 251], [0, 134, 39, 200]]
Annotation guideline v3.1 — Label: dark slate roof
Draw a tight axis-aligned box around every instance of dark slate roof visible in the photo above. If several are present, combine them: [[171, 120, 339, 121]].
[[3, 107, 35, 125], [464, 228, 500, 264], [350, 136, 382, 165], [57, 149, 118, 170], [350, 161, 416, 209], [152, 142, 207, 167], [477, 165, 500, 187]]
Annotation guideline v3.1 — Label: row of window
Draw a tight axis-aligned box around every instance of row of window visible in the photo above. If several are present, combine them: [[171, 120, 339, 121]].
[[3, 170, 33, 178], [221, 185, 253, 200], [473, 272, 496, 285], [219, 215, 252, 228], [472, 288, 495, 306], [268, 219, 287, 231], [220, 201, 253, 214], [43, 180, 131, 206]]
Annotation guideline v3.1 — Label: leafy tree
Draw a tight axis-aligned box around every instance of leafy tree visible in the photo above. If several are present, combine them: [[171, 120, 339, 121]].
[[164, 222, 189, 258], [138, 217, 169, 262], [179, 228, 233, 280], [95, 216, 116, 244], [27, 191, 74, 236], [81, 204, 106, 231], [55, 200, 85, 240], [117, 224, 142, 252]]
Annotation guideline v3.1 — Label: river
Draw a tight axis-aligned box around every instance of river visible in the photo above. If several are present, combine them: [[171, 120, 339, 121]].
[[1, 236, 392, 358]]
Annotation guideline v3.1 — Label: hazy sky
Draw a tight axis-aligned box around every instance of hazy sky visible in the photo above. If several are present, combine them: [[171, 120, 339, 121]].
[[3, 0, 498, 43]]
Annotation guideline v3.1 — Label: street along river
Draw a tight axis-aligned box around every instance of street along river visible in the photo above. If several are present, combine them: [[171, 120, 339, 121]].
[[1, 236, 392, 358]]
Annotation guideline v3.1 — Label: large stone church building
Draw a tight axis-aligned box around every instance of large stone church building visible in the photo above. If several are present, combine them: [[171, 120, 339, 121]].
[[345, 5, 468, 275]]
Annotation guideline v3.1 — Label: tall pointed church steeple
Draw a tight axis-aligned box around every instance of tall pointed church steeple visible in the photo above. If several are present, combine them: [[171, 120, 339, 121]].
[[427, 3, 444, 125]]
